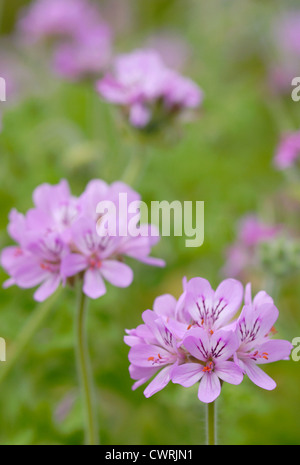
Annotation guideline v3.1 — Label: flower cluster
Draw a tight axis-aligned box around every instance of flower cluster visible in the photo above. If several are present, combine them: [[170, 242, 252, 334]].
[[0, 179, 164, 302], [125, 277, 292, 403], [96, 49, 203, 130], [18, 0, 112, 80]]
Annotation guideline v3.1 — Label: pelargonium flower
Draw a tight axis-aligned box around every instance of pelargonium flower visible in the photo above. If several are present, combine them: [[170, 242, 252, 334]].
[[0, 181, 75, 301], [1, 179, 164, 301], [96, 49, 203, 130], [18, 0, 99, 43], [275, 12, 300, 57], [61, 216, 135, 299], [222, 214, 282, 279], [53, 24, 112, 81], [127, 309, 185, 398], [274, 130, 300, 170], [25, 179, 80, 240], [125, 277, 292, 403], [234, 289, 293, 390], [11, 231, 67, 302], [172, 328, 243, 403], [267, 14, 300, 95], [18, 0, 113, 81]]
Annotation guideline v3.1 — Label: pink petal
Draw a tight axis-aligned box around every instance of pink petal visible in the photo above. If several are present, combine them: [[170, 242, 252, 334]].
[[153, 294, 177, 318], [128, 343, 172, 368], [182, 329, 210, 362], [253, 290, 273, 308], [242, 358, 276, 390], [129, 364, 159, 390], [143, 365, 172, 398], [185, 277, 213, 323], [14, 259, 48, 288], [214, 360, 243, 385], [255, 339, 293, 364], [100, 260, 133, 288], [209, 329, 240, 361], [213, 278, 243, 329], [96, 76, 128, 104], [171, 362, 204, 387], [83, 268, 106, 299], [61, 253, 87, 278], [134, 255, 166, 267], [198, 372, 221, 403], [34, 273, 61, 302], [254, 304, 279, 343], [3, 278, 15, 288]]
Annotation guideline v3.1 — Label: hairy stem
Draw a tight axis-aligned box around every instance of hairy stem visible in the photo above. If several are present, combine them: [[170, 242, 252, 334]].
[[206, 401, 216, 445], [75, 288, 99, 445]]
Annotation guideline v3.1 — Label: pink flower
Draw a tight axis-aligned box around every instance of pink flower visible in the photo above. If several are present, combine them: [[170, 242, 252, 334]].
[[244, 282, 274, 309], [96, 49, 203, 129], [222, 215, 282, 278], [53, 23, 112, 81], [1, 180, 78, 301], [26, 179, 80, 240], [125, 277, 292, 402], [127, 308, 186, 397], [61, 179, 165, 298], [172, 328, 243, 403], [183, 277, 244, 331], [234, 289, 293, 390], [11, 232, 67, 302], [275, 12, 300, 57], [60, 217, 135, 299], [1, 179, 164, 301], [238, 215, 281, 247], [18, 0, 113, 81], [274, 130, 300, 170], [18, 0, 99, 43]]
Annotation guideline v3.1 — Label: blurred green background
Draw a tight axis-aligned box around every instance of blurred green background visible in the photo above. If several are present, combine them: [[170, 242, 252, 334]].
[[0, 0, 300, 445]]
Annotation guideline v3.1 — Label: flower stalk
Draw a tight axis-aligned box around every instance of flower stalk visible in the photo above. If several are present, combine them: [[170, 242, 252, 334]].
[[75, 286, 99, 445], [206, 401, 216, 445]]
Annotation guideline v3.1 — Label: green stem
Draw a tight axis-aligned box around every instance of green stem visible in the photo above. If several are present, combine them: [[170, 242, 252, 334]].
[[0, 288, 62, 385], [121, 147, 144, 186], [121, 137, 152, 187], [75, 288, 99, 445], [206, 401, 216, 445]]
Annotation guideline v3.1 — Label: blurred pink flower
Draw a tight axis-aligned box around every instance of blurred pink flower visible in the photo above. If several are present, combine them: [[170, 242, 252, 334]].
[[274, 130, 300, 170], [18, 0, 99, 43], [18, 0, 113, 80], [96, 49, 203, 129], [269, 13, 300, 94], [53, 24, 112, 80], [275, 12, 300, 57], [222, 215, 282, 278]]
